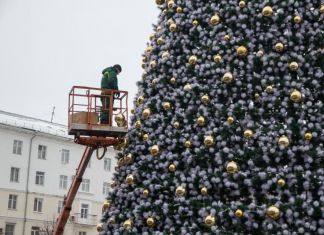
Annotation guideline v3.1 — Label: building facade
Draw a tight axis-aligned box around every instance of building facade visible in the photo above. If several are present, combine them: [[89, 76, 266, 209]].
[[0, 111, 116, 235]]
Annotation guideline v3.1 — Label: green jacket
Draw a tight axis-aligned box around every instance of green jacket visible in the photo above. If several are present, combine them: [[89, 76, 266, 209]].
[[101, 67, 119, 90]]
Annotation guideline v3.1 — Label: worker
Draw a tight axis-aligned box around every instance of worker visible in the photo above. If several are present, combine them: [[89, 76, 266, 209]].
[[100, 64, 122, 124]]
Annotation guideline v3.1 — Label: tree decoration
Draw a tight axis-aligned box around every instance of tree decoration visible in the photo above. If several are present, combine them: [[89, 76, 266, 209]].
[[169, 23, 177, 32], [266, 206, 280, 220], [123, 219, 133, 230], [201, 95, 210, 104], [176, 6, 183, 13], [170, 77, 176, 84], [126, 174, 135, 185], [236, 46, 248, 57], [289, 61, 299, 71], [277, 179, 286, 187], [290, 90, 302, 103], [155, 0, 164, 5], [200, 187, 208, 195], [143, 189, 149, 198], [278, 135, 290, 147], [175, 186, 186, 197], [110, 181, 117, 188], [150, 60, 157, 68], [304, 132, 313, 141], [204, 135, 214, 146], [189, 55, 198, 64], [142, 108, 151, 119], [168, 163, 176, 172], [184, 83, 192, 91], [262, 6, 273, 17], [222, 72, 234, 84], [204, 215, 216, 227], [97, 223, 104, 232], [213, 54, 222, 63], [227, 116, 234, 125], [142, 133, 149, 141], [235, 209, 244, 218], [266, 85, 273, 93], [192, 20, 199, 26], [150, 145, 160, 156], [226, 161, 238, 174], [197, 116, 206, 126], [244, 129, 254, 139], [124, 153, 133, 165], [157, 37, 165, 45], [145, 46, 153, 53], [103, 200, 111, 209], [108, 217, 116, 225], [146, 217, 156, 227], [184, 140, 192, 148], [173, 121, 180, 129], [239, 1, 246, 8], [137, 96, 144, 106], [321, 4, 324, 13], [293, 15, 302, 24], [135, 120, 141, 129], [167, 0, 175, 9], [162, 102, 172, 110], [210, 14, 220, 25], [162, 51, 170, 59], [224, 34, 231, 41]]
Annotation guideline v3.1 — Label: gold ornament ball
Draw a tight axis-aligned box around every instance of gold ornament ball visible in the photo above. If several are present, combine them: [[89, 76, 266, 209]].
[[173, 121, 180, 129], [145, 46, 153, 53], [169, 23, 177, 32], [162, 9, 168, 14], [126, 174, 135, 185], [137, 96, 144, 105], [123, 219, 133, 230], [290, 90, 302, 103], [267, 206, 280, 220], [147, 217, 156, 227], [262, 6, 273, 17], [227, 116, 234, 125], [204, 136, 214, 146], [150, 60, 157, 68], [289, 61, 299, 71], [149, 33, 155, 40], [321, 5, 324, 13], [167, 0, 175, 8], [304, 132, 313, 141], [167, 19, 174, 25], [192, 20, 199, 26], [115, 113, 125, 123], [224, 34, 231, 41], [142, 108, 151, 119], [103, 200, 111, 209], [201, 95, 210, 104], [143, 133, 149, 141], [275, 42, 285, 52], [184, 83, 192, 91], [108, 217, 116, 224], [239, 1, 246, 8], [155, 0, 164, 5], [184, 140, 192, 148], [257, 50, 264, 57], [244, 129, 254, 139], [135, 120, 141, 129], [235, 209, 244, 218], [201, 187, 208, 195], [293, 15, 302, 24], [278, 135, 290, 147], [157, 37, 165, 45], [96, 223, 104, 232], [189, 55, 198, 65], [169, 164, 176, 172], [255, 93, 260, 99], [197, 116, 206, 126], [204, 215, 216, 227], [162, 102, 172, 111], [222, 72, 234, 84], [236, 46, 248, 57], [176, 186, 186, 197], [226, 161, 238, 174], [213, 54, 222, 63], [210, 14, 220, 25], [143, 189, 149, 197], [150, 145, 160, 156], [124, 153, 133, 164], [170, 77, 176, 84], [176, 7, 183, 13], [130, 108, 135, 114], [162, 51, 170, 59], [266, 85, 273, 93], [110, 181, 117, 188], [277, 179, 286, 187]]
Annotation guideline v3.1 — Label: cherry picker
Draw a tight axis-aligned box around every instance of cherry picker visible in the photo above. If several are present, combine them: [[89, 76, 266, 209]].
[[53, 86, 128, 235]]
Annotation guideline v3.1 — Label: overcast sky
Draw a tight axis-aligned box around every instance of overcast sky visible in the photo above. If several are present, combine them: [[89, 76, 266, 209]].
[[0, 0, 158, 124]]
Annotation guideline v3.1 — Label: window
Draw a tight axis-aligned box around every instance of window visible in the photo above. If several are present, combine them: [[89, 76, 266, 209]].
[[31, 226, 40, 235], [61, 149, 69, 164], [80, 204, 89, 219], [57, 201, 63, 213], [35, 171, 45, 185], [81, 179, 90, 192], [104, 158, 111, 171], [103, 182, 109, 195], [79, 232, 87, 235], [38, 145, 47, 159], [13, 140, 23, 155], [33, 198, 43, 212], [59, 175, 68, 189], [5, 223, 15, 235], [8, 194, 17, 210], [10, 167, 20, 182]]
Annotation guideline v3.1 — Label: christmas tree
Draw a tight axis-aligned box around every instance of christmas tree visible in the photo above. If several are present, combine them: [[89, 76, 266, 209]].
[[99, 0, 324, 234]]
